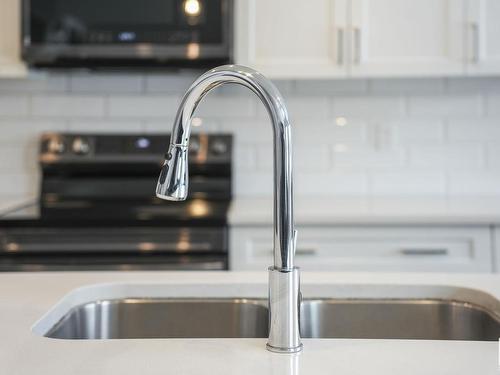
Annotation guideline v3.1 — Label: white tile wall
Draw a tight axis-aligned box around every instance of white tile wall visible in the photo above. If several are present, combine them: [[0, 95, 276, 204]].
[[69, 73, 143, 93], [32, 95, 106, 117], [0, 73, 499, 201], [108, 95, 180, 118], [333, 96, 406, 117], [408, 95, 483, 117], [368, 78, 445, 94], [0, 95, 30, 116]]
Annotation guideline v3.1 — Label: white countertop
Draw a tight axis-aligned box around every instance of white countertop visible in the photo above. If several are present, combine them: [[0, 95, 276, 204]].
[[1, 271, 499, 375], [0, 197, 38, 219], [229, 196, 500, 225], [2, 196, 500, 224]]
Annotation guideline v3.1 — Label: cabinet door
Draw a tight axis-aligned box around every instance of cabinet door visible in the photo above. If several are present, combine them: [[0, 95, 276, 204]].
[[349, 0, 466, 77], [466, 0, 500, 75], [0, 0, 25, 77], [234, 0, 348, 78]]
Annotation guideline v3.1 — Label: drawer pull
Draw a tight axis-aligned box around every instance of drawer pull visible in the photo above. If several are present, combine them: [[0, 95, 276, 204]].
[[352, 27, 361, 64], [469, 22, 479, 63], [295, 248, 317, 256], [268, 249, 317, 256], [400, 248, 449, 256], [337, 28, 344, 65]]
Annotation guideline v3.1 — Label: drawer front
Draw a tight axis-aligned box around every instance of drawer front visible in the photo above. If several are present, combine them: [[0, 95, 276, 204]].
[[230, 226, 493, 272]]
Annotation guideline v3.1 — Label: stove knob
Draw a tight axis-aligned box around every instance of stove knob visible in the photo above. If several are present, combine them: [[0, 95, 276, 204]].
[[210, 139, 228, 155], [72, 137, 91, 155], [47, 137, 65, 154]]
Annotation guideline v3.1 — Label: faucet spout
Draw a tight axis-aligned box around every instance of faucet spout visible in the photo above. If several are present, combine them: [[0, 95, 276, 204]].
[[156, 65, 302, 353]]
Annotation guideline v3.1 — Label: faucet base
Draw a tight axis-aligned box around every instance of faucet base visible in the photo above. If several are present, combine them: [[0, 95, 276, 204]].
[[266, 343, 303, 354], [266, 267, 302, 353]]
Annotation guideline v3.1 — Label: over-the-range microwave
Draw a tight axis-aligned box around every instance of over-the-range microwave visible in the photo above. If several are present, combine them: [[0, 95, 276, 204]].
[[21, 0, 232, 69]]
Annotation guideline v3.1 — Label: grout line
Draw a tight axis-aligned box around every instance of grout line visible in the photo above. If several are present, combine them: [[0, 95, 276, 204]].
[[402, 94, 410, 117], [443, 170, 451, 196], [480, 92, 488, 117], [103, 95, 110, 119], [442, 118, 450, 143], [141, 74, 147, 94], [483, 142, 490, 170]]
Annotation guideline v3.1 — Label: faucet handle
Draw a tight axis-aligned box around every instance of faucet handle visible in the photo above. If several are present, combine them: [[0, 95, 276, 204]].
[[293, 229, 298, 256]]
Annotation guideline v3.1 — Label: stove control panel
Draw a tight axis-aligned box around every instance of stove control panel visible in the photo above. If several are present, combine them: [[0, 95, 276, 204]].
[[40, 133, 232, 164]]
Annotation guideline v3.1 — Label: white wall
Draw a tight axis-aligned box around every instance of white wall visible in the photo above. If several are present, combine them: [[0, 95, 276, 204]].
[[0, 72, 499, 202]]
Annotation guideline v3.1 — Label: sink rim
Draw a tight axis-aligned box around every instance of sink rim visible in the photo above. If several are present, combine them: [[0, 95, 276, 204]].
[[32, 282, 500, 339], [42, 296, 500, 340]]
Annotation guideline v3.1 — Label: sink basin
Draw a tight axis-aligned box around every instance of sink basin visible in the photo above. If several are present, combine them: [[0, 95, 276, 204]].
[[46, 298, 269, 339], [301, 299, 500, 340], [44, 297, 500, 341]]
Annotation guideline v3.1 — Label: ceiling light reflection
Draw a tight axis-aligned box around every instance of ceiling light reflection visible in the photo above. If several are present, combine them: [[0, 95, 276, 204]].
[[335, 117, 348, 126], [5, 243, 20, 252], [192, 117, 203, 127], [188, 199, 210, 217], [187, 43, 200, 60], [334, 144, 348, 153], [177, 240, 190, 252], [138, 242, 156, 252], [184, 0, 201, 16]]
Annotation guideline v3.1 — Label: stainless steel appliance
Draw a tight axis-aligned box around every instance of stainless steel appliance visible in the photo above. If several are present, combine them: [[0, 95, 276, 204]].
[[43, 297, 500, 341], [22, 0, 232, 68], [0, 132, 232, 271]]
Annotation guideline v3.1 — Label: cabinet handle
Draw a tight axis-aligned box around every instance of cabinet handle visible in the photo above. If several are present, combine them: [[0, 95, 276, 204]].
[[353, 27, 361, 64], [400, 248, 449, 256], [337, 28, 344, 65], [469, 23, 479, 64], [268, 249, 317, 256], [295, 248, 317, 256]]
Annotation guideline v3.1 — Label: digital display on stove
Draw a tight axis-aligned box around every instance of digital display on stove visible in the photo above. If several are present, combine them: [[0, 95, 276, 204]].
[[135, 137, 151, 149]]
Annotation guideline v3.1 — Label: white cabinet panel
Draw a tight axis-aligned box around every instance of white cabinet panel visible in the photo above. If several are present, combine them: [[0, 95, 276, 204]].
[[234, 0, 500, 78], [235, 0, 348, 78], [0, 0, 26, 77], [349, 0, 466, 77], [230, 225, 492, 272], [466, 0, 500, 75]]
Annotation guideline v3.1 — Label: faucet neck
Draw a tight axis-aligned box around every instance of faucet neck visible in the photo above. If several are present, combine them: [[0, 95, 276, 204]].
[[168, 65, 296, 270]]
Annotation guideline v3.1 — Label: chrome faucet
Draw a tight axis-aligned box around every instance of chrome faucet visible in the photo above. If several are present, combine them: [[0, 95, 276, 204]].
[[155, 65, 302, 353]]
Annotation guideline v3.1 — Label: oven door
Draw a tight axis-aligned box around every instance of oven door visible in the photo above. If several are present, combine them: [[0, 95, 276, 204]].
[[0, 227, 227, 271], [0, 253, 226, 271]]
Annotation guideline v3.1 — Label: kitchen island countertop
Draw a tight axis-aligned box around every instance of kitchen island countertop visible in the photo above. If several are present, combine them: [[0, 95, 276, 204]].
[[0, 270, 499, 375]]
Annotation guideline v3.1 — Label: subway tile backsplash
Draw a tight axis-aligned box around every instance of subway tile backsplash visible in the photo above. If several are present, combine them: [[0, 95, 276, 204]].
[[0, 72, 499, 201]]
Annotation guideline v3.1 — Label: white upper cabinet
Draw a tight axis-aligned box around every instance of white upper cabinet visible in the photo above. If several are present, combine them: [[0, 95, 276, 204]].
[[0, 0, 26, 77], [349, 0, 466, 77], [465, 0, 500, 75], [235, 0, 348, 78], [235, 0, 500, 78]]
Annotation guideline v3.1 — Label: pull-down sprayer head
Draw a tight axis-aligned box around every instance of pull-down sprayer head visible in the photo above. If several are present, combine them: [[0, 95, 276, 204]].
[[156, 144, 189, 201]]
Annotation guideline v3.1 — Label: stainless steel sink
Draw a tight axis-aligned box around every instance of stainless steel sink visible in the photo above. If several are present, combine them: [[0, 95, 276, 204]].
[[301, 299, 500, 341], [46, 299, 269, 339], [45, 297, 500, 341]]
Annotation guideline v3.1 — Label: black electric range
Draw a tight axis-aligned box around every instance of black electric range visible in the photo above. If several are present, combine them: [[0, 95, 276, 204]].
[[0, 132, 232, 271]]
